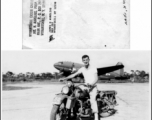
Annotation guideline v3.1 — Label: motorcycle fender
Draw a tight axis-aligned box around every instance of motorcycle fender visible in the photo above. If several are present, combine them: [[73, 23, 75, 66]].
[[52, 94, 68, 105]]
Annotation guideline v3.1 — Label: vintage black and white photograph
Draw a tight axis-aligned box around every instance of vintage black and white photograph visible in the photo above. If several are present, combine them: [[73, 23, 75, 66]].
[[2, 50, 150, 120], [23, 0, 130, 49]]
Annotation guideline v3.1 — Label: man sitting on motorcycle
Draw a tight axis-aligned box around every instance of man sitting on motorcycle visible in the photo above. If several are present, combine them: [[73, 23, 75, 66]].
[[63, 55, 99, 120]]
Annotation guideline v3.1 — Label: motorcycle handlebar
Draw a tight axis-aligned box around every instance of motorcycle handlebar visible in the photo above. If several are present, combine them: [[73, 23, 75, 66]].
[[66, 80, 97, 88], [76, 83, 87, 87], [76, 83, 96, 88]]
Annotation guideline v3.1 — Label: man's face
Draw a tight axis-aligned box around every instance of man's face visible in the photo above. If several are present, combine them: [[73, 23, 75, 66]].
[[82, 57, 90, 67]]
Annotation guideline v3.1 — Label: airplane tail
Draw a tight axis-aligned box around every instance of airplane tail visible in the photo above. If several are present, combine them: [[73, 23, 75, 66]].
[[116, 62, 123, 66], [115, 62, 124, 76]]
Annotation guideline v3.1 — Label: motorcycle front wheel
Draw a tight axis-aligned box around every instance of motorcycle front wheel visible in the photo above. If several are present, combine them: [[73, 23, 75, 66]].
[[50, 104, 67, 120]]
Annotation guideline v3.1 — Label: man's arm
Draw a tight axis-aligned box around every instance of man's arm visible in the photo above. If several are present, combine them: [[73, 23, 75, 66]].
[[63, 71, 81, 81]]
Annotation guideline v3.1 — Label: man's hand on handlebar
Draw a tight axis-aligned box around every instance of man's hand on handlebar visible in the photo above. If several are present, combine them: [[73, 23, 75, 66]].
[[85, 83, 92, 88], [62, 78, 67, 81], [59, 78, 68, 82]]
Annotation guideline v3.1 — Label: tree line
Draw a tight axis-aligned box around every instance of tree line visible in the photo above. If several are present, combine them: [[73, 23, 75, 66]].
[[2, 70, 149, 82], [2, 71, 60, 82], [123, 70, 149, 82]]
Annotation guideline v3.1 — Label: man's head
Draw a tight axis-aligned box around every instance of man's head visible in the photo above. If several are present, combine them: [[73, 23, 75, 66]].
[[82, 55, 90, 67]]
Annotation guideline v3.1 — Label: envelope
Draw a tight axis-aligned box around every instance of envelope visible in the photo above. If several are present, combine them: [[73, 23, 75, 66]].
[[23, 0, 130, 49]]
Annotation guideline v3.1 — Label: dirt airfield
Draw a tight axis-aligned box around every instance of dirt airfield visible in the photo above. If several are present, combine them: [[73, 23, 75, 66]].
[[2, 82, 150, 120]]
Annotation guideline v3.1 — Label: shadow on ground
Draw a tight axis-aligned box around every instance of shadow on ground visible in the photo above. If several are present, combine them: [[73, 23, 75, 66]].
[[2, 84, 38, 91]]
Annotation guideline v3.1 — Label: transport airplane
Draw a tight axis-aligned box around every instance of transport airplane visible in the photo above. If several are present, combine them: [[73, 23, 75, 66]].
[[54, 61, 128, 82]]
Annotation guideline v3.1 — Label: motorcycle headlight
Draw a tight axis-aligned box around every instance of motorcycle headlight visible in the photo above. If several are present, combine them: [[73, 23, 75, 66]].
[[67, 81, 73, 87], [62, 86, 69, 94]]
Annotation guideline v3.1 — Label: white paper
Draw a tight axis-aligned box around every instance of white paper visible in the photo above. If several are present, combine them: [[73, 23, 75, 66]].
[[23, 0, 130, 49]]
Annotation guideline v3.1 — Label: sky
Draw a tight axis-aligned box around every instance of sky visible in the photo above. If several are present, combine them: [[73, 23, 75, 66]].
[[2, 50, 151, 74]]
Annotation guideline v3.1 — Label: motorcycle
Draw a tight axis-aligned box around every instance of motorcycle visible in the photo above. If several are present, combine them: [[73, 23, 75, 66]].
[[50, 80, 118, 120]]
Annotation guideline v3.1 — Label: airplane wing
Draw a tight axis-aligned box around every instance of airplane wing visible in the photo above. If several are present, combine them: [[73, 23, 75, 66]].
[[97, 64, 124, 76]]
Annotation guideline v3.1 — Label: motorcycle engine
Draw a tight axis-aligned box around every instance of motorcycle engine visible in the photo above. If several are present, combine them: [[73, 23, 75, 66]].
[[77, 99, 92, 117]]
